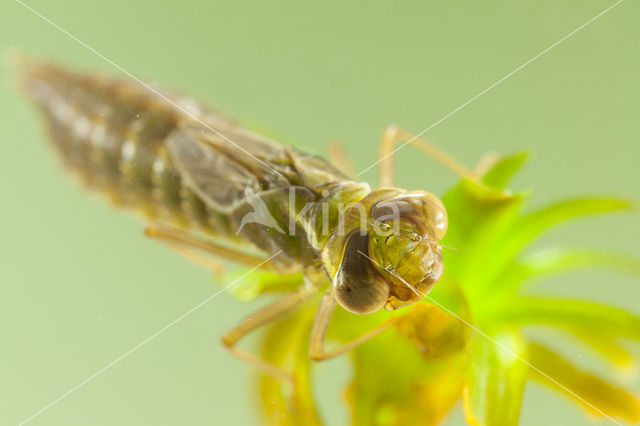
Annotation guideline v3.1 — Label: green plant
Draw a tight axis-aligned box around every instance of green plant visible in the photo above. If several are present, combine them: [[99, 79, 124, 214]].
[[234, 153, 640, 425]]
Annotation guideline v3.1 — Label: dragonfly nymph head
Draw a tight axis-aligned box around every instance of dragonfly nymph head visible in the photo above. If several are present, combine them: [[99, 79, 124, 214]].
[[321, 189, 448, 314]]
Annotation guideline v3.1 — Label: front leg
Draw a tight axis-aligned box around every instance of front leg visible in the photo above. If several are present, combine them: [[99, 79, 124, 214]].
[[309, 289, 399, 361], [377, 125, 475, 187], [145, 222, 269, 270], [327, 141, 356, 178], [222, 280, 320, 382]]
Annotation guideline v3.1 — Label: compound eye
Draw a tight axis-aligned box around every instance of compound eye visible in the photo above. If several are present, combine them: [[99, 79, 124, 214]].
[[332, 232, 389, 315], [334, 274, 389, 315], [370, 191, 448, 242]]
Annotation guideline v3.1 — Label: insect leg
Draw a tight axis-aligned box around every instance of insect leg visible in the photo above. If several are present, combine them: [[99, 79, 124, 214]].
[[377, 125, 475, 187], [327, 141, 356, 178], [154, 239, 226, 275], [309, 289, 399, 361], [473, 151, 501, 176], [222, 282, 320, 382], [144, 222, 269, 270]]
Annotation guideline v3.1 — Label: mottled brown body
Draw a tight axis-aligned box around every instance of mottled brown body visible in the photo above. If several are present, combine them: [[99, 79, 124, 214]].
[[22, 62, 234, 237], [21, 61, 368, 272], [22, 58, 448, 304], [21, 59, 450, 380]]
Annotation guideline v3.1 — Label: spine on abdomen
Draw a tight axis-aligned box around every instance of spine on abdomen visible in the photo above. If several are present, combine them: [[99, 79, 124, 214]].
[[21, 61, 233, 237]]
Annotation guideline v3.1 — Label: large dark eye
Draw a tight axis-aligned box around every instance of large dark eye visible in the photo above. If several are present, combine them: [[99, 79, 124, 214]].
[[371, 191, 448, 241], [332, 232, 389, 314]]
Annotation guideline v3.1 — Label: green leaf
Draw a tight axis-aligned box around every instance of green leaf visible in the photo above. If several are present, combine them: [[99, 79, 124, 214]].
[[494, 247, 640, 294], [258, 306, 321, 426], [507, 197, 633, 256], [566, 329, 636, 367], [492, 297, 640, 342], [476, 197, 635, 297], [489, 298, 640, 366], [481, 152, 529, 191], [442, 178, 521, 245], [528, 342, 640, 422], [463, 331, 528, 426], [347, 327, 464, 426], [441, 178, 524, 294], [521, 248, 640, 277]]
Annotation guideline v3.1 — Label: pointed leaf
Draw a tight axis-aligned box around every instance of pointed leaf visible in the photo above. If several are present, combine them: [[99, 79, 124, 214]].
[[258, 306, 321, 426], [508, 197, 633, 254], [441, 178, 524, 294], [528, 342, 640, 422], [347, 327, 464, 426], [495, 247, 640, 294], [478, 197, 635, 295], [492, 297, 640, 342], [481, 152, 529, 190], [521, 248, 640, 277], [490, 298, 640, 367], [463, 331, 528, 426], [567, 329, 636, 367], [442, 178, 522, 246]]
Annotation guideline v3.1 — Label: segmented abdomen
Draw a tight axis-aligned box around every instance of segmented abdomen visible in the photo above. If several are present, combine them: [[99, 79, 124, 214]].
[[22, 62, 234, 237]]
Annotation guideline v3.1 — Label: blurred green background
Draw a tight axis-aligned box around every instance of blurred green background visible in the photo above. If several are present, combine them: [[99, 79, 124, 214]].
[[1, 1, 638, 425]]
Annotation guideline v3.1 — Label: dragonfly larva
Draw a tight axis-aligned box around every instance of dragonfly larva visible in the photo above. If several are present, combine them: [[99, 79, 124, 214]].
[[20, 58, 462, 380]]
